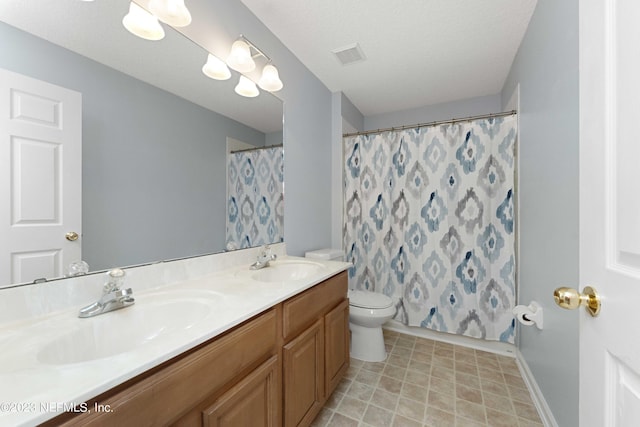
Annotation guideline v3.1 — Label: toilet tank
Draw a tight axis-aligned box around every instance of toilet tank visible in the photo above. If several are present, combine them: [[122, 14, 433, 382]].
[[305, 248, 344, 261]]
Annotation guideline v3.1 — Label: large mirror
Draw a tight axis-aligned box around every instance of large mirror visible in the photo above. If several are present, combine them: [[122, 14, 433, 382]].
[[0, 0, 284, 287]]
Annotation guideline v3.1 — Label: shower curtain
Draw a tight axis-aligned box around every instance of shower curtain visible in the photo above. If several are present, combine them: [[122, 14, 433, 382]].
[[226, 146, 284, 250], [343, 114, 517, 343]]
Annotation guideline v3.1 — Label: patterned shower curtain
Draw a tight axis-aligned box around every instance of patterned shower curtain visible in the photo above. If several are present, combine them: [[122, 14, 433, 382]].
[[343, 115, 517, 343], [226, 146, 284, 250]]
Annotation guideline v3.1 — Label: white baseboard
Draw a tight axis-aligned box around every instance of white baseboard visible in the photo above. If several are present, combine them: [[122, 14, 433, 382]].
[[514, 348, 558, 427], [383, 320, 516, 357]]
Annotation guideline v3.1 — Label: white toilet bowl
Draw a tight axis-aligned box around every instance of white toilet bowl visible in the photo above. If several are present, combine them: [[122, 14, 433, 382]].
[[348, 290, 396, 362]]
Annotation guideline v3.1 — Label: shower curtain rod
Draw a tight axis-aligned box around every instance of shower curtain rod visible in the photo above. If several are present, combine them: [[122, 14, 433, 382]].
[[342, 110, 517, 138], [230, 143, 283, 154]]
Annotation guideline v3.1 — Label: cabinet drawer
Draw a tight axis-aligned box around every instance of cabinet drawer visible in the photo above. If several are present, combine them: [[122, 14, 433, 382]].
[[55, 309, 278, 426], [203, 355, 280, 427], [283, 271, 347, 341]]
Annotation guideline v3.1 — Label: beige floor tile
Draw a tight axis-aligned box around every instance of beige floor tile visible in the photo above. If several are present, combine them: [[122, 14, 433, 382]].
[[432, 355, 455, 370], [404, 370, 430, 388], [336, 395, 368, 420], [512, 400, 541, 422], [424, 406, 455, 427], [328, 412, 360, 427], [396, 396, 426, 422], [400, 382, 428, 403], [410, 350, 432, 364], [456, 383, 483, 405], [429, 375, 455, 395], [361, 361, 386, 373], [455, 371, 481, 390], [391, 414, 423, 427], [378, 375, 404, 394], [485, 408, 520, 427], [455, 416, 487, 427], [503, 372, 527, 389], [362, 404, 395, 427], [517, 417, 545, 427], [482, 391, 515, 415], [347, 381, 375, 402], [387, 353, 411, 368], [314, 332, 542, 427], [456, 399, 487, 424], [355, 369, 381, 387], [383, 364, 408, 381], [369, 388, 399, 412], [430, 365, 455, 381], [480, 377, 509, 397], [427, 390, 455, 413], [324, 391, 344, 409], [508, 384, 535, 404], [456, 360, 479, 376]]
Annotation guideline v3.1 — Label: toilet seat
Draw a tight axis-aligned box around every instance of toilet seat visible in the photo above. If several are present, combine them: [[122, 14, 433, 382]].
[[348, 290, 393, 309]]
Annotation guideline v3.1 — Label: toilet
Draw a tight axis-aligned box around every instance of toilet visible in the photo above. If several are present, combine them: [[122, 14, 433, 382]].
[[347, 290, 395, 362], [305, 248, 396, 363]]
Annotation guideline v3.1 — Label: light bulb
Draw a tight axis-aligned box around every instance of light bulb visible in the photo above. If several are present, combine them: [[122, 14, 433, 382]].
[[227, 40, 256, 73], [122, 2, 165, 41], [149, 0, 192, 27], [258, 64, 283, 92], [235, 76, 259, 98], [202, 54, 231, 80]]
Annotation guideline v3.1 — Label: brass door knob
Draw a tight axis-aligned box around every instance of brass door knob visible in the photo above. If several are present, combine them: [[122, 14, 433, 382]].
[[553, 286, 601, 317], [65, 231, 79, 241]]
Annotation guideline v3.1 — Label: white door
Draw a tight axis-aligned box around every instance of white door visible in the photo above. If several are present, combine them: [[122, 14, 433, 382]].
[[577, 0, 640, 425], [0, 68, 82, 286]]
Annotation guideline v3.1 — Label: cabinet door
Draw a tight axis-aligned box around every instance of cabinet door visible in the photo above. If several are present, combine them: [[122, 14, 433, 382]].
[[324, 299, 349, 397], [203, 355, 280, 427], [283, 319, 324, 427]]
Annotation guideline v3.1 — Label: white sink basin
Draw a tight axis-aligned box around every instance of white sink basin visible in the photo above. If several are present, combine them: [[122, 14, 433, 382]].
[[251, 260, 324, 283], [37, 290, 219, 365]]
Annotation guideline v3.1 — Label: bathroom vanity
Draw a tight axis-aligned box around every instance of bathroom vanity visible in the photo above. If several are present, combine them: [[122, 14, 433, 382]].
[[0, 247, 350, 427]]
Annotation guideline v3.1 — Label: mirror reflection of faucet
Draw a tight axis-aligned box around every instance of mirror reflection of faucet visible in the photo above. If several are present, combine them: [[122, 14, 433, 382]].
[[250, 245, 277, 270], [78, 268, 135, 318]]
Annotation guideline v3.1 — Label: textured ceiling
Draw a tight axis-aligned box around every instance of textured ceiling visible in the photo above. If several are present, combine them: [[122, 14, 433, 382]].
[[1, 0, 537, 126], [241, 0, 537, 116]]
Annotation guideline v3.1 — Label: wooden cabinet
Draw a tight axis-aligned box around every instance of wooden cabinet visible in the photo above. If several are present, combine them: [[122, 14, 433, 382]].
[[282, 271, 348, 427], [324, 299, 349, 397], [45, 271, 349, 427], [283, 319, 324, 427]]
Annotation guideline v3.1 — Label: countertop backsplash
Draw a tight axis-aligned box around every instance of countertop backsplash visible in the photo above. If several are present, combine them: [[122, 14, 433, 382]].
[[0, 243, 288, 327]]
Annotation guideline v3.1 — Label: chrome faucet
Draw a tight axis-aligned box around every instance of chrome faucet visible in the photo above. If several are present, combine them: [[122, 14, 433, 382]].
[[250, 245, 277, 270], [78, 268, 135, 318]]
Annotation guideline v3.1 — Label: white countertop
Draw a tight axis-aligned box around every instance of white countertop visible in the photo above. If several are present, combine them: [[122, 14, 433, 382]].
[[0, 254, 350, 426]]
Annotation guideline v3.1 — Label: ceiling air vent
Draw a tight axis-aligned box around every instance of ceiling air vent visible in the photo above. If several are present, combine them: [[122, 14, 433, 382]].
[[332, 43, 366, 65]]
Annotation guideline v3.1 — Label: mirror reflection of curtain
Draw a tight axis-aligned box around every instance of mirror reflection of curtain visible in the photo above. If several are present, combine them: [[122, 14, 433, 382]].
[[226, 146, 284, 250], [343, 115, 517, 343]]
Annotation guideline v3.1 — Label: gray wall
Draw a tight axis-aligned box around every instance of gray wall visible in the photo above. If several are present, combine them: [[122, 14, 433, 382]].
[[501, 1, 579, 426], [341, 93, 364, 132], [189, 0, 334, 257], [364, 94, 502, 130], [0, 22, 266, 271]]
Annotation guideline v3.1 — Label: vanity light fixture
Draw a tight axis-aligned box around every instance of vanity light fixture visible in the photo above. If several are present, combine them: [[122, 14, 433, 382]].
[[227, 39, 256, 73], [235, 75, 260, 98], [202, 54, 231, 80], [149, 0, 192, 28], [228, 35, 284, 93], [122, 1, 165, 41], [258, 63, 283, 92]]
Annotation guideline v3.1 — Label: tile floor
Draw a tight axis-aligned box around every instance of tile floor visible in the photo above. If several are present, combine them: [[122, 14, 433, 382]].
[[311, 329, 543, 427]]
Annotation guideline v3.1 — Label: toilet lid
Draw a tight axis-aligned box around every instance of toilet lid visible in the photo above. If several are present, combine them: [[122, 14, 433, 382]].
[[348, 290, 393, 309]]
